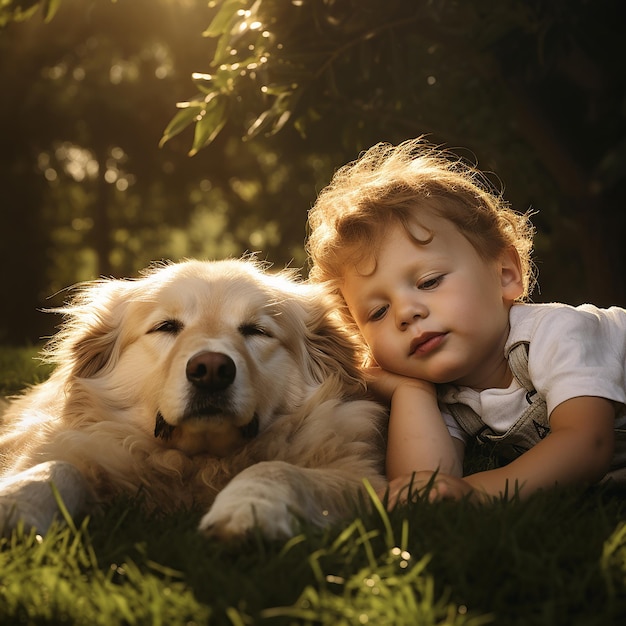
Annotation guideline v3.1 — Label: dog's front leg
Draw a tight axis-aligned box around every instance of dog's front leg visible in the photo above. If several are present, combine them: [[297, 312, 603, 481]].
[[199, 461, 300, 540], [198, 460, 376, 541], [0, 460, 90, 536]]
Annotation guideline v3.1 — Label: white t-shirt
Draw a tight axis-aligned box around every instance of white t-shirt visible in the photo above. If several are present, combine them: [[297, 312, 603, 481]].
[[439, 303, 626, 444]]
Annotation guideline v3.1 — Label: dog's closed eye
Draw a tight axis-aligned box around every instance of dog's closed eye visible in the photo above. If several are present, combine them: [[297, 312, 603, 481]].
[[148, 320, 184, 335], [238, 323, 272, 338]]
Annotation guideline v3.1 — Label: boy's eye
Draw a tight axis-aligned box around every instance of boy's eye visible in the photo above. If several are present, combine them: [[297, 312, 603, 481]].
[[419, 275, 444, 290], [369, 305, 388, 322]]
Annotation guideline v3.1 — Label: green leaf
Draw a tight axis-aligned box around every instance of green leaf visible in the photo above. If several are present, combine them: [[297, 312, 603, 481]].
[[189, 95, 228, 155], [202, 0, 247, 38], [41, 0, 60, 22], [206, 0, 255, 65], [159, 104, 203, 148], [247, 89, 302, 139], [246, 108, 273, 138], [191, 72, 215, 95]]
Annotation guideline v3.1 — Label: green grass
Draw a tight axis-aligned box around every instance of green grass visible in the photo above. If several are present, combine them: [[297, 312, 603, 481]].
[[2, 347, 626, 625], [0, 345, 55, 396]]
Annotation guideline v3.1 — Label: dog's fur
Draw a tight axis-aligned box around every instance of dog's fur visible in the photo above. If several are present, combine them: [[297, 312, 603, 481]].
[[0, 259, 386, 539]]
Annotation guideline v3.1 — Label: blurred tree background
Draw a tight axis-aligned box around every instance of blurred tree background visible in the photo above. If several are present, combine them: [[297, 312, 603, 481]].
[[0, 0, 624, 345]]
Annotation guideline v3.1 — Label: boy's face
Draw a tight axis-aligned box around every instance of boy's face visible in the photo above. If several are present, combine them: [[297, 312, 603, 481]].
[[341, 213, 523, 390]]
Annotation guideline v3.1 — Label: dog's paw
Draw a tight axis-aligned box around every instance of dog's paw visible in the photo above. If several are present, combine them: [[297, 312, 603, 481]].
[[0, 461, 89, 536], [0, 498, 55, 535], [198, 493, 296, 541]]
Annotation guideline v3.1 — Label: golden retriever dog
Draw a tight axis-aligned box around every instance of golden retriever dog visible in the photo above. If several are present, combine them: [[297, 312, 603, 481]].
[[0, 258, 386, 540]]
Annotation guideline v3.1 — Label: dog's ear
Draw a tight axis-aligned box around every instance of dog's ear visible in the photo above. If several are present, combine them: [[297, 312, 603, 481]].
[[297, 287, 367, 394], [45, 279, 137, 379]]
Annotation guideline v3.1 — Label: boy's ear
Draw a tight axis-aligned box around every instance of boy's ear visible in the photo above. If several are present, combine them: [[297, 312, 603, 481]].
[[500, 246, 524, 301]]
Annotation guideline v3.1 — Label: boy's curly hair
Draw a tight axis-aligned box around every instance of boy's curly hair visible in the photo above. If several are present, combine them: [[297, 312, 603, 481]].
[[307, 138, 536, 302]]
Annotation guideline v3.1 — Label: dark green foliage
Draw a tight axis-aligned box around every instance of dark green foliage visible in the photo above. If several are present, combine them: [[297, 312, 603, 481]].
[[1, 0, 624, 345]]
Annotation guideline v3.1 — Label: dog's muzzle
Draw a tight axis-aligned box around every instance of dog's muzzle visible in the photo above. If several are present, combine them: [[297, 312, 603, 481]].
[[154, 350, 260, 442]]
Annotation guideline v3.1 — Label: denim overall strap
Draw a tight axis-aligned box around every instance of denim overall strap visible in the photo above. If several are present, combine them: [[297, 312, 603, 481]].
[[506, 342, 626, 471], [445, 342, 551, 462]]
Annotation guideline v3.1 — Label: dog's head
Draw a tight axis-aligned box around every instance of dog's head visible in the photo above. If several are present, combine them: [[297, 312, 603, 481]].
[[47, 258, 366, 457]]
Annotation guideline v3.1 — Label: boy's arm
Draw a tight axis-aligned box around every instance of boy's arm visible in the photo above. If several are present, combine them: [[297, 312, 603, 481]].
[[365, 368, 464, 502], [420, 396, 616, 502], [464, 396, 615, 498], [387, 382, 463, 479]]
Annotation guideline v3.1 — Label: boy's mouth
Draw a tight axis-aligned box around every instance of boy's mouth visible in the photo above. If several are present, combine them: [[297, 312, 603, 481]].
[[409, 332, 447, 356]]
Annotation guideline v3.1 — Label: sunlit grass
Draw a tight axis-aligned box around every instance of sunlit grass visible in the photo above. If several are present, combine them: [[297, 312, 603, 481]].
[[0, 520, 211, 625], [260, 516, 490, 626], [2, 485, 626, 625]]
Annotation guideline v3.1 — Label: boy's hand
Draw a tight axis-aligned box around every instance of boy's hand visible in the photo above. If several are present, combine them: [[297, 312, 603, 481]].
[[363, 367, 435, 402], [383, 471, 480, 509]]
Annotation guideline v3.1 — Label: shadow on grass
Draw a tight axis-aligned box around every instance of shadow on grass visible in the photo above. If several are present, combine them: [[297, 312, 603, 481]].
[[2, 481, 626, 626]]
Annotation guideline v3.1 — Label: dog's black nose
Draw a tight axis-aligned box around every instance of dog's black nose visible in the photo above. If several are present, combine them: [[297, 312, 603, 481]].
[[186, 351, 236, 391]]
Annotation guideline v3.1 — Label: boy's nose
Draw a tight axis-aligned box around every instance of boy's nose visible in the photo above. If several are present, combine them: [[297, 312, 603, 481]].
[[396, 299, 428, 329]]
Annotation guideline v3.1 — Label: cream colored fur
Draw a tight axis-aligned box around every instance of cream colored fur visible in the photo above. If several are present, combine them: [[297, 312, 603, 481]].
[[0, 259, 386, 540]]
